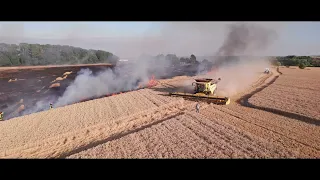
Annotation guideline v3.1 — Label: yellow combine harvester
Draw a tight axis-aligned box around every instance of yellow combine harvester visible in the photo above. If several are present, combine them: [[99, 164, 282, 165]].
[[169, 78, 231, 105]]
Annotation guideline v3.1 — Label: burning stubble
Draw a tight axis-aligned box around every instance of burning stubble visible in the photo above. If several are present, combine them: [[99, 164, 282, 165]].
[[55, 23, 278, 107], [54, 57, 172, 107], [13, 22, 279, 117]]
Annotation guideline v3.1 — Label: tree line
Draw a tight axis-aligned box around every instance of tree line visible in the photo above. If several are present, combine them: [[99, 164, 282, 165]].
[[153, 54, 200, 65], [272, 55, 320, 69], [0, 43, 119, 66]]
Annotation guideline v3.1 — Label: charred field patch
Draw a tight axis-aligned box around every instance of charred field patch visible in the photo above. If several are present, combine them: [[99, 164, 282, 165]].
[[0, 63, 200, 120], [0, 64, 114, 119]]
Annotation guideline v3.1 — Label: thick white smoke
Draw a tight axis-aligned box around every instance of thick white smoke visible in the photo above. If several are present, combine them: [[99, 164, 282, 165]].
[[53, 22, 279, 108], [4, 22, 282, 118], [54, 67, 144, 107], [198, 22, 278, 97], [212, 58, 271, 97], [53, 56, 172, 107]]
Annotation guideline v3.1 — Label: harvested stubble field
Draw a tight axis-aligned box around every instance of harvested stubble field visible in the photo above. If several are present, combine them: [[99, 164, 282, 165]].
[[0, 66, 319, 158], [249, 67, 320, 122], [68, 67, 320, 158], [69, 111, 297, 158], [0, 89, 182, 158]]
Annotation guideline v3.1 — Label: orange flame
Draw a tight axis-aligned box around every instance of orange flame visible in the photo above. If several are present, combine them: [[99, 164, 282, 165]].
[[146, 74, 158, 88]]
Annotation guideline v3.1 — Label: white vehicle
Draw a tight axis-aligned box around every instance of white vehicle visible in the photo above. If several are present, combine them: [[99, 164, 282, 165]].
[[264, 68, 270, 74]]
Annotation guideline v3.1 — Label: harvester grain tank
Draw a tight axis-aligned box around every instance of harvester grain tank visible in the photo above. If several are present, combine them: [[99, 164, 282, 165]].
[[169, 78, 231, 105]]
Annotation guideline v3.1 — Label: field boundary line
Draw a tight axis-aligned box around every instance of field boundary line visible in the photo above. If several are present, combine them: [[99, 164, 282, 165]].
[[190, 109, 303, 157], [209, 105, 320, 152], [236, 68, 320, 126]]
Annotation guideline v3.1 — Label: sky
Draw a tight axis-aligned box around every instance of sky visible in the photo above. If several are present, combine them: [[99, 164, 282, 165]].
[[0, 21, 319, 58]]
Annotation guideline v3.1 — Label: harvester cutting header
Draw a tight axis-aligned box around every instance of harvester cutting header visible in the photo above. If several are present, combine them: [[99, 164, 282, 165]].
[[169, 78, 230, 105]]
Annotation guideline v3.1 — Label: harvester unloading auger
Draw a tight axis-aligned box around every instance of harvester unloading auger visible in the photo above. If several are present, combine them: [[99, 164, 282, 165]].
[[169, 78, 231, 105]]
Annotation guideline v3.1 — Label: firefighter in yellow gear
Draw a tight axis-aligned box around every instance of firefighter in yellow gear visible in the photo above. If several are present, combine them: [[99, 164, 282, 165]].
[[0, 112, 3, 121]]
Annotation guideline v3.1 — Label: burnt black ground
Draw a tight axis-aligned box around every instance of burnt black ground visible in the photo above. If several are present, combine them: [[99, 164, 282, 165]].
[[0, 63, 202, 120], [0, 65, 113, 119]]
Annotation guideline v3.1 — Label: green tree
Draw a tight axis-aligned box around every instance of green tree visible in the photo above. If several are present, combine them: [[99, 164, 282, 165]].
[[165, 54, 179, 65], [0, 43, 119, 66], [299, 63, 306, 69], [190, 54, 197, 63], [179, 57, 186, 64], [96, 50, 112, 61]]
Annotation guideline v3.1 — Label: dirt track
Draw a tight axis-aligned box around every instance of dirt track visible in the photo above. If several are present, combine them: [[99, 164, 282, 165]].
[[0, 66, 319, 158]]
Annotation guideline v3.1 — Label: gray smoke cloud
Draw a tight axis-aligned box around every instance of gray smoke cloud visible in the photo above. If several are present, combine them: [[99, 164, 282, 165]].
[[200, 23, 279, 97], [195, 22, 278, 75], [210, 59, 271, 97], [2, 22, 282, 119], [53, 67, 145, 107], [53, 56, 171, 107], [0, 21, 285, 57], [54, 69, 117, 107], [52, 22, 279, 108], [20, 96, 55, 116], [211, 23, 278, 67], [217, 23, 278, 56]]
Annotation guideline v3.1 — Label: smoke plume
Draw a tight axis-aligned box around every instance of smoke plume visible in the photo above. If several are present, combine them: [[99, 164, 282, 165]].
[[4, 22, 281, 119], [53, 56, 171, 107], [53, 22, 279, 107], [218, 23, 277, 56], [204, 23, 278, 97]]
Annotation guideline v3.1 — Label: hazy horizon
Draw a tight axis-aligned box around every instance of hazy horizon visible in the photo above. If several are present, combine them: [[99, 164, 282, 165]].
[[1, 22, 319, 58]]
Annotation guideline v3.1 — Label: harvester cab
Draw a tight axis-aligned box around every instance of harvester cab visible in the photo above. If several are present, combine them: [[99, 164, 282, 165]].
[[192, 78, 221, 95], [169, 77, 230, 105]]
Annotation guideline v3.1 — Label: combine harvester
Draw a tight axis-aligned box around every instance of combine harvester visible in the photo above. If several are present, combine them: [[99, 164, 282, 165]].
[[169, 78, 231, 105]]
